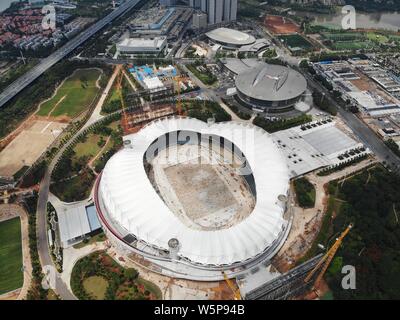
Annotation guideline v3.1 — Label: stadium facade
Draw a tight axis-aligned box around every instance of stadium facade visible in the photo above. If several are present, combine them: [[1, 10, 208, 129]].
[[94, 117, 291, 280]]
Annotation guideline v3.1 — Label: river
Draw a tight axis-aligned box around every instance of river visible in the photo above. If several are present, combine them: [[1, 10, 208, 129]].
[[295, 10, 400, 32], [0, 0, 17, 13]]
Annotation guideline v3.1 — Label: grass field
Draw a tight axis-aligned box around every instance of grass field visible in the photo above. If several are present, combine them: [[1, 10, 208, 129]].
[[0, 218, 23, 295], [37, 69, 102, 118], [83, 276, 108, 300], [74, 133, 104, 159], [278, 34, 313, 50]]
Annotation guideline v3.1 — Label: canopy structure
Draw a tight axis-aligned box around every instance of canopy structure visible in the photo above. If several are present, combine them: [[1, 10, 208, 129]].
[[97, 117, 289, 266]]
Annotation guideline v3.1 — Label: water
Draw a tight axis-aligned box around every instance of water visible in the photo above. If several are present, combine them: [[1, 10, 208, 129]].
[[295, 11, 400, 32], [0, 0, 16, 13]]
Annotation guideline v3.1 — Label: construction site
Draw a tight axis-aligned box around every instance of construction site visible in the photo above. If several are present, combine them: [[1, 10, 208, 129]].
[[148, 143, 256, 231]]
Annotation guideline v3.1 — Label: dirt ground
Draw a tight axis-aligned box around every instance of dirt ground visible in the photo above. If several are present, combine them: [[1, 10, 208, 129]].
[[264, 15, 300, 34], [0, 120, 66, 177]]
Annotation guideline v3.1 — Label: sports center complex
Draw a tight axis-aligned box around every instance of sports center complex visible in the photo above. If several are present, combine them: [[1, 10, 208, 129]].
[[94, 117, 291, 280], [92, 116, 369, 281]]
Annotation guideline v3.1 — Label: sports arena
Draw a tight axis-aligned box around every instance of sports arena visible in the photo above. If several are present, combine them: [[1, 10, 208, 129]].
[[206, 27, 256, 49], [94, 117, 291, 280], [235, 64, 307, 112]]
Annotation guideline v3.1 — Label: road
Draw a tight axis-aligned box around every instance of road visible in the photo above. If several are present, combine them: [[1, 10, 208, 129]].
[[254, 19, 400, 172], [304, 72, 400, 172], [0, 0, 143, 109], [36, 69, 123, 301]]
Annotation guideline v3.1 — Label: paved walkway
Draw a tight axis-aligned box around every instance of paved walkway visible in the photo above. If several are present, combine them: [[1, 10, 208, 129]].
[[84, 65, 120, 129], [0, 204, 32, 300], [61, 242, 107, 295]]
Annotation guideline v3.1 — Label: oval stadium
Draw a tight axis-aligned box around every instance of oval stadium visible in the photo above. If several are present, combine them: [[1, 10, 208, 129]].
[[94, 117, 291, 280], [206, 27, 256, 48], [235, 64, 307, 112]]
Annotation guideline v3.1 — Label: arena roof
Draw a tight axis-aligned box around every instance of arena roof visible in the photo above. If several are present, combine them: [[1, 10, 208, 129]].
[[235, 64, 307, 102], [98, 117, 289, 266], [206, 28, 256, 46]]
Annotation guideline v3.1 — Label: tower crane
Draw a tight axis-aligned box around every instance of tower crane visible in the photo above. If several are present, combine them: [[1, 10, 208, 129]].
[[304, 224, 353, 290], [116, 66, 129, 133], [173, 75, 188, 116]]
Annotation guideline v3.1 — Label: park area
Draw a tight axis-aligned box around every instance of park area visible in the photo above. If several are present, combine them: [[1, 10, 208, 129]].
[[70, 251, 162, 300], [264, 15, 300, 34], [320, 30, 395, 51], [51, 118, 122, 202], [278, 34, 314, 52], [36, 68, 102, 120], [0, 217, 23, 295]]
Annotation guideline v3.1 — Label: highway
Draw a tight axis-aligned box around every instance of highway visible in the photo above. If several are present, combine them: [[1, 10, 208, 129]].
[[0, 0, 142, 109]]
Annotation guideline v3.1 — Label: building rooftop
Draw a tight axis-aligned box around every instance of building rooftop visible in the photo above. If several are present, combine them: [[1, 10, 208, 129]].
[[235, 64, 307, 102], [206, 27, 256, 46]]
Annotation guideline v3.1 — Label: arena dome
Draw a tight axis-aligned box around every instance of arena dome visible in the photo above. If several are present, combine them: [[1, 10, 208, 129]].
[[235, 64, 307, 111], [206, 27, 256, 48]]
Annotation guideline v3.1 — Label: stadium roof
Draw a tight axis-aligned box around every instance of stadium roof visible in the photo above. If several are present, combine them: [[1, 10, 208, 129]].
[[206, 28, 256, 46], [235, 64, 307, 102], [98, 117, 289, 266]]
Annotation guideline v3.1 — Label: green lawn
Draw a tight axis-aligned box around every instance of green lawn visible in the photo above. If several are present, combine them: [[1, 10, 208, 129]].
[[278, 34, 313, 49], [0, 218, 23, 295], [367, 32, 389, 43], [37, 68, 102, 118], [74, 133, 103, 159], [83, 276, 109, 300]]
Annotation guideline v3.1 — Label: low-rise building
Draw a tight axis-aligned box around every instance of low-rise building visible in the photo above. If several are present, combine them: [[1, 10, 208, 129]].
[[116, 36, 167, 56]]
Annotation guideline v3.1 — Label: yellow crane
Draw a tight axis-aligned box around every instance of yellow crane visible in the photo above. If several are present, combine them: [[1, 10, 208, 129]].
[[116, 67, 130, 133], [173, 75, 188, 116], [304, 224, 353, 289], [222, 271, 242, 300]]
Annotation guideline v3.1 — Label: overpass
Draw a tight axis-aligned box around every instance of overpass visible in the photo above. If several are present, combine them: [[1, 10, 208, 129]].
[[0, 0, 143, 109]]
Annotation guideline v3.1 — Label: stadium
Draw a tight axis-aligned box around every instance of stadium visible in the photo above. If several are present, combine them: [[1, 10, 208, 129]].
[[94, 117, 291, 280], [235, 64, 307, 112], [206, 27, 256, 48]]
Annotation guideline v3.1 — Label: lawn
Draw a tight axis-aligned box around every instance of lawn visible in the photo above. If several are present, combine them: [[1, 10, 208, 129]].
[[278, 34, 313, 49], [83, 276, 109, 300], [0, 218, 23, 295], [37, 68, 102, 118], [74, 133, 103, 159], [367, 32, 389, 43], [71, 251, 161, 300], [186, 64, 217, 86]]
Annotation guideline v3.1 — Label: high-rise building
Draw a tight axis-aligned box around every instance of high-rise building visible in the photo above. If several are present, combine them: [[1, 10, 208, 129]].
[[193, 12, 208, 29], [160, 0, 177, 6], [197, 0, 237, 25]]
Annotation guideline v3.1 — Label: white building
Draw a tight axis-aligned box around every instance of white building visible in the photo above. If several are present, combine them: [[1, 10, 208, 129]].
[[116, 37, 167, 56]]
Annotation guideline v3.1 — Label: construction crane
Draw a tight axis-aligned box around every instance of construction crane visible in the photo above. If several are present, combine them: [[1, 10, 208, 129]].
[[116, 66, 130, 133], [222, 271, 242, 300], [304, 224, 353, 289], [173, 75, 188, 116]]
